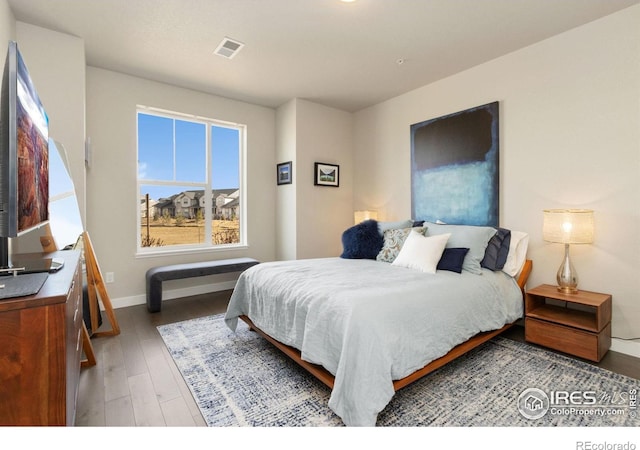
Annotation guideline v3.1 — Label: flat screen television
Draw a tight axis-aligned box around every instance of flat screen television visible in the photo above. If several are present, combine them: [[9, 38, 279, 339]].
[[0, 40, 50, 271]]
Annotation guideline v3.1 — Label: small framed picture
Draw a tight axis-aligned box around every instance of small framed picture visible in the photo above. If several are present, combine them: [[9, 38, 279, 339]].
[[277, 161, 292, 185], [314, 162, 339, 187]]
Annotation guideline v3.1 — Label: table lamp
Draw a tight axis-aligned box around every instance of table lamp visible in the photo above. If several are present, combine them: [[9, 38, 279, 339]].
[[543, 209, 594, 294], [354, 210, 378, 225]]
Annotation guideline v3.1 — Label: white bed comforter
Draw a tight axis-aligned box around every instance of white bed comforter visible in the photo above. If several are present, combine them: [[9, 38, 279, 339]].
[[224, 257, 523, 426]]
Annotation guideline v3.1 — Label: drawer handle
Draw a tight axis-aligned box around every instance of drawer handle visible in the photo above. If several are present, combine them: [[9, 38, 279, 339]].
[[67, 281, 77, 303]]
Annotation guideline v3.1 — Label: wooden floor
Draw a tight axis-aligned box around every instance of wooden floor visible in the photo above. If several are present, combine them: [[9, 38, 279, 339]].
[[76, 290, 640, 426], [76, 291, 231, 426]]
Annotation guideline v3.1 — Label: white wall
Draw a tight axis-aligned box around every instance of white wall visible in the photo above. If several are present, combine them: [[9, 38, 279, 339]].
[[353, 5, 640, 339], [274, 98, 354, 260], [275, 99, 297, 260], [86, 67, 276, 307], [0, 0, 14, 48], [295, 99, 353, 258]]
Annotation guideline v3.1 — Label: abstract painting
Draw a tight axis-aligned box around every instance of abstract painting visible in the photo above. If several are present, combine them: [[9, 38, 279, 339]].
[[410, 101, 499, 226]]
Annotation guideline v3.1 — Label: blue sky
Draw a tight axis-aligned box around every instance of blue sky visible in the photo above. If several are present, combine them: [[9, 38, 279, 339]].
[[138, 113, 240, 200]]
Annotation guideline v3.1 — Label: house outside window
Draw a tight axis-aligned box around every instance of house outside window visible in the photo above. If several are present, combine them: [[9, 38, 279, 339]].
[[137, 107, 246, 253]]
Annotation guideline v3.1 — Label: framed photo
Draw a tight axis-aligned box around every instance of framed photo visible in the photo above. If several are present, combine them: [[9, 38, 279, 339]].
[[314, 162, 339, 187], [277, 161, 292, 185]]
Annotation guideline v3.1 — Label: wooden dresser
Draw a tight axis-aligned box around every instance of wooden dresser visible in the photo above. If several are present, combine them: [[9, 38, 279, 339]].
[[0, 250, 82, 426]]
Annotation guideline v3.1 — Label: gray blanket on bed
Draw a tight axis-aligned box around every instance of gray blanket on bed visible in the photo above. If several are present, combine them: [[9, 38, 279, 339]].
[[225, 257, 523, 426]]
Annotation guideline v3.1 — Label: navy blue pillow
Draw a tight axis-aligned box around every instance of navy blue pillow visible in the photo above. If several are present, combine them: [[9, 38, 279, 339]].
[[437, 248, 469, 273], [481, 227, 511, 271], [340, 219, 384, 260]]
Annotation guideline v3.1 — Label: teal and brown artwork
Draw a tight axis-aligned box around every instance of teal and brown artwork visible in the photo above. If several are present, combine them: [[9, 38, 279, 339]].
[[411, 101, 499, 226]]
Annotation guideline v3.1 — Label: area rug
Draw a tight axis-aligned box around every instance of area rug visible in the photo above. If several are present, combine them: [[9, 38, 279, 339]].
[[157, 314, 639, 427]]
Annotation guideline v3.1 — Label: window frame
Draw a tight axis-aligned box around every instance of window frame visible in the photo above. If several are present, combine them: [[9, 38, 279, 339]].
[[136, 106, 247, 257]]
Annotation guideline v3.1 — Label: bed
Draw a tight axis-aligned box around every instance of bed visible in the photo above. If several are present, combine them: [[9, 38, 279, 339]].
[[224, 222, 532, 426]]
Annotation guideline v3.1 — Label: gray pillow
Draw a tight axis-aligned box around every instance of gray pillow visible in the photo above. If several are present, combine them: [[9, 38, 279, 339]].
[[424, 222, 497, 275], [481, 227, 511, 271], [377, 219, 413, 234]]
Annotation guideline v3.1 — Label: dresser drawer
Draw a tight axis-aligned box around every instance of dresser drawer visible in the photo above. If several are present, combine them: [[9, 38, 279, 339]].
[[65, 261, 83, 426], [525, 317, 611, 362]]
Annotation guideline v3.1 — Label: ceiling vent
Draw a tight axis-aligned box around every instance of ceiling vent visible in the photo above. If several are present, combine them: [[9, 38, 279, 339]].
[[214, 37, 244, 59]]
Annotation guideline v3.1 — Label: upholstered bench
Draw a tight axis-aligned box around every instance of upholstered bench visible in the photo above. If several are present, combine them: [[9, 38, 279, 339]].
[[146, 257, 259, 312]]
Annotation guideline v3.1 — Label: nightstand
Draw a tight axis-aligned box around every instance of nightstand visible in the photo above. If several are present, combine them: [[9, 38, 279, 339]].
[[524, 284, 612, 362]]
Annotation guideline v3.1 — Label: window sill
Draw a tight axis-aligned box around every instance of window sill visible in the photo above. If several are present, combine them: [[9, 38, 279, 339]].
[[135, 244, 249, 259]]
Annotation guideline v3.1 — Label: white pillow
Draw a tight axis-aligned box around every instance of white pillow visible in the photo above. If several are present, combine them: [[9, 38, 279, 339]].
[[502, 231, 529, 277], [391, 231, 451, 274]]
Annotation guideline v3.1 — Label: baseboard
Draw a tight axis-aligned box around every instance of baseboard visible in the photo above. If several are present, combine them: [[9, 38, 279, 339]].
[[110, 280, 237, 309], [611, 338, 640, 359]]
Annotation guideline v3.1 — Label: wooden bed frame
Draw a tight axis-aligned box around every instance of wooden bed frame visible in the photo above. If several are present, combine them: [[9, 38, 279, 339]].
[[239, 259, 533, 392]]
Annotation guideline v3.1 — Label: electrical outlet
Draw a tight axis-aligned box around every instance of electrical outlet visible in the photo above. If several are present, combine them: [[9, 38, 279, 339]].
[[105, 272, 115, 283]]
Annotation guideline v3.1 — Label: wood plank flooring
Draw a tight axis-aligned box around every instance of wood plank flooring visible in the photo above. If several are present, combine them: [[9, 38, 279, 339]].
[[76, 291, 231, 426], [76, 290, 640, 426]]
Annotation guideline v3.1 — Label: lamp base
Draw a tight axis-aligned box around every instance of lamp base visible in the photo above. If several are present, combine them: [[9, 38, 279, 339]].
[[556, 243, 579, 295], [556, 285, 578, 294]]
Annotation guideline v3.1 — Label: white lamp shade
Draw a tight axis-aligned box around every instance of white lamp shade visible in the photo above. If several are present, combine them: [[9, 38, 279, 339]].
[[543, 209, 594, 244], [354, 210, 378, 224]]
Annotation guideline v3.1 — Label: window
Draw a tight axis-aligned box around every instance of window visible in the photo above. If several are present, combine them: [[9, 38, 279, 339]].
[[137, 108, 245, 253]]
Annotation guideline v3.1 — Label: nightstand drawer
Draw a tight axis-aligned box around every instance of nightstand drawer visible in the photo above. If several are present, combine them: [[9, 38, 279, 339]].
[[525, 317, 611, 362]]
